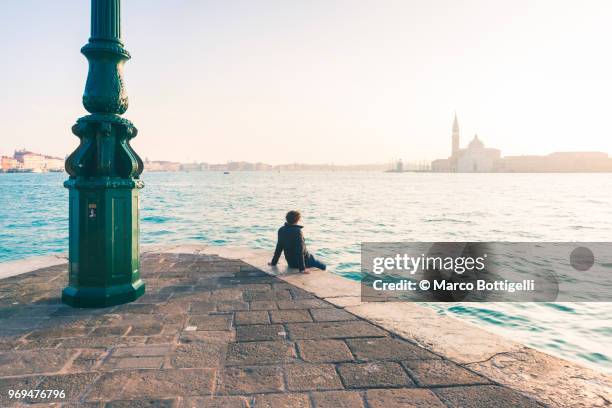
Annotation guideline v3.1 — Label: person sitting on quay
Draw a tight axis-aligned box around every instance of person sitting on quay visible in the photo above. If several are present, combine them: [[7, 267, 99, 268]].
[[269, 210, 326, 274]]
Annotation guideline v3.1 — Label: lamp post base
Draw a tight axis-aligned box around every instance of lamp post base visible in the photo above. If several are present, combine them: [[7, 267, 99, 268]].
[[62, 279, 145, 308]]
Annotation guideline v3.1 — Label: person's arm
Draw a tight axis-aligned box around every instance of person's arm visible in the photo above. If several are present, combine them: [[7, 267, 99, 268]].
[[270, 230, 282, 265], [297, 230, 306, 271]]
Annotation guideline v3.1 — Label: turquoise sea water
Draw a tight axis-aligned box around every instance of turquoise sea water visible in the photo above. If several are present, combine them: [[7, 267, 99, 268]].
[[0, 171, 611, 373]]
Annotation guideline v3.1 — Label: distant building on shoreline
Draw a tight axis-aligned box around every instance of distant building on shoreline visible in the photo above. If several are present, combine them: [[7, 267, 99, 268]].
[[144, 159, 182, 172], [0, 149, 63, 173], [0, 156, 19, 172], [431, 115, 612, 172], [143, 159, 387, 172]]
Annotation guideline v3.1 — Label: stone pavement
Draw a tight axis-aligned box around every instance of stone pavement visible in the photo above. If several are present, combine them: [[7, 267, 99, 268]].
[[0, 252, 547, 407]]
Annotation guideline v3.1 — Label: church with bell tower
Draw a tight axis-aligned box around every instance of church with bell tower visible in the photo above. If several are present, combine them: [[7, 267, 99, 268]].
[[432, 113, 501, 172]]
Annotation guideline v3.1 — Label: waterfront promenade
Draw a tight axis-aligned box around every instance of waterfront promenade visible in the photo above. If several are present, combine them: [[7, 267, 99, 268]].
[[0, 248, 610, 407]]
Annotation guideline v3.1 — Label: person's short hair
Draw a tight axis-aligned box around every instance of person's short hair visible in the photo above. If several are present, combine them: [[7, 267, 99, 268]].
[[286, 210, 301, 224]]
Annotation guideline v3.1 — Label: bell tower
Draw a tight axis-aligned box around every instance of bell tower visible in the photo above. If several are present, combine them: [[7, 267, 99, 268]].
[[452, 112, 460, 157]]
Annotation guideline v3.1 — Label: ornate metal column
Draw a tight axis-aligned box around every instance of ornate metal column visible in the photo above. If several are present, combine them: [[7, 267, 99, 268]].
[[63, 0, 145, 307]]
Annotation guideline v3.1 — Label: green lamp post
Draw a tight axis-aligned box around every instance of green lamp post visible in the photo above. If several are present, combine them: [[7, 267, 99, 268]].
[[62, 0, 145, 307]]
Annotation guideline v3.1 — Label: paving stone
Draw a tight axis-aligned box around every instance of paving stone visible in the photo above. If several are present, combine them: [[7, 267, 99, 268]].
[[128, 323, 164, 336], [277, 299, 332, 310], [171, 342, 225, 368], [15, 338, 63, 350], [113, 345, 171, 358], [217, 300, 250, 312], [64, 402, 104, 408], [270, 310, 312, 323], [104, 399, 178, 407], [234, 311, 269, 325], [195, 278, 226, 290], [235, 284, 272, 292], [187, 315, 233, 331], [107, 357, 165, 369], [189, 301, 216, 314], [91, 326, 131, 336], [173, 290, 211, 302], [236, 268, 271, 278], [346, 338, 439, 361], [4, 304, 58, 318], [402, 359, 490, 386], [180, 331, 235, 344], [146, 335, 177, 345], [337, 362, 414, 389], [226, 341, 296, 365], [309, 308, 357, 322], [135, 293, 172, 304], [51, 306, 110, 317], [289, 288, 316, 299], [180, 396, 249, 408], [39, 315, 92, 329], [272, 282, 293, 290], [219, 366, 283, 395], [26, 326, 91, 340], [155, 303, 189, 314], [0, 317, 46, 330], [158, 286, 193, 295], [252, 393, 311, 408], [61, 336, 148, 349], [69, 349, 108, 371], [311, 391, 365, 408], [249, 301, 277, 310], [160, 323, 184, 336], [24, 372, 100, 403], [433, 385, 542, 408], [297, 340, 353, 363], [86, 369, 215, 400], [158, 314, 189, 328], [209, 289, 244, 302], [285, 364, 343, 391], [115, 304, 157, 314], [235, 324, 287, 342], [243, 290, 292, 301], [0, 339, 21, 351], [0, 349, 75, 376], [112, 315, 165, 327], [366, 389, 446, 408], [287, 321, 387, 340]]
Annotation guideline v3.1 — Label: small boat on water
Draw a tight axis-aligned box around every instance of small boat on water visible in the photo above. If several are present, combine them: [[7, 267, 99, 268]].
[[223, 171, 230, 174]]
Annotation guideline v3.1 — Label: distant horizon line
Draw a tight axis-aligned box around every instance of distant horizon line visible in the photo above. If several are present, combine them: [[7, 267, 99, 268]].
[[4, 147, 612, 168]]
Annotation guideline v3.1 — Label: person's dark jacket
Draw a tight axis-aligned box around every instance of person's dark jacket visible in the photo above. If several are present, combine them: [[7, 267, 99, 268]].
[[271, 223, 309, 271]]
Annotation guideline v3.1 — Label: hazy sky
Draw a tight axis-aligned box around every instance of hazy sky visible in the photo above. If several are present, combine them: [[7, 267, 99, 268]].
[[1, 0, 611, 164]]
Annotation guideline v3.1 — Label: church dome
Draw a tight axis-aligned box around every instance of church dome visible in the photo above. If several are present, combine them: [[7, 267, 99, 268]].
[[469, 134, 484, 149]]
